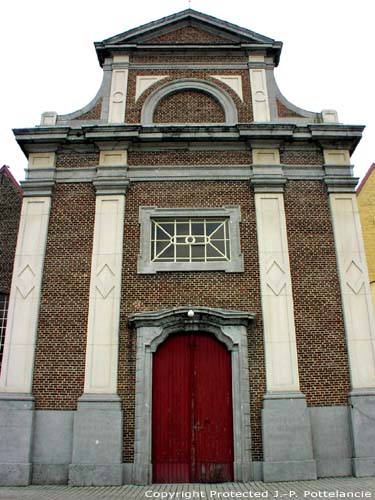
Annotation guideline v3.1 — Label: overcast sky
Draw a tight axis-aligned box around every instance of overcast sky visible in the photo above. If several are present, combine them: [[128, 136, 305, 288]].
[[1, 0, 373, 182]]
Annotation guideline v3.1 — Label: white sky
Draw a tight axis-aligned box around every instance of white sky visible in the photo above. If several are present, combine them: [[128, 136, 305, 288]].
[[1, 0, 374, 182]]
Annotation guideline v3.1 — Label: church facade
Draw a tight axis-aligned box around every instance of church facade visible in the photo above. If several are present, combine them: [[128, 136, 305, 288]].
[[1, 9, 375, 487]]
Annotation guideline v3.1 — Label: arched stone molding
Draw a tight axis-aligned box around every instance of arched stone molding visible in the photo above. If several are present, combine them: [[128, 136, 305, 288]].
[[141, 79, 239, 125], [128, 306, 255, 484]]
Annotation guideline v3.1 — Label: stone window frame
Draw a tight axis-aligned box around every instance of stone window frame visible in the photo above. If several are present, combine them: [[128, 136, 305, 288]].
[[140, 78, 239, 126], [137, 206, 244, 274], [128, 306, 255, 484]]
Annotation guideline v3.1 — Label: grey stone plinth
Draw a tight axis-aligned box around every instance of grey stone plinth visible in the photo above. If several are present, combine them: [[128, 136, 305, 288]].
[[31, 410, 74, 484], [350, 390, 375, 477], [263, 460, 317, 482], [252, 461, 263, 481], [134, 463, 152, 485], [0, 394, 35, 485], [69, 394, 123, 486], [234, 461, 252, 482], [123, 463, 134, 484], [262, 392, 317, 481], [32, 464, 69, 485], [310, 406, 352, 478], [0, 464, 32, 486], [69, 464, 123, 486]]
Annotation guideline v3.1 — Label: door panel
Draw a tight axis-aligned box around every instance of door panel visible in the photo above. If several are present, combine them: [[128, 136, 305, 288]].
[[152, 332, 233, 483], [193, 334, 233, 482], [152, 334, 192, 482]]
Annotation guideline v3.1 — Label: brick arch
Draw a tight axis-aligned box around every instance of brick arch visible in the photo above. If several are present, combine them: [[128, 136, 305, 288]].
[[153, 88, 226, 123], [141, 79, 238, 125]]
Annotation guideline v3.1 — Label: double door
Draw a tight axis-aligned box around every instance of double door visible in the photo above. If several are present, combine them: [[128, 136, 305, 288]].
[[152, 332, 234, 483]]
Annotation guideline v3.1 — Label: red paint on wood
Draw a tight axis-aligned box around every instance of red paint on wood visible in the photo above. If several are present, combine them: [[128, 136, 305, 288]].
[[152, 333, 233, 483]]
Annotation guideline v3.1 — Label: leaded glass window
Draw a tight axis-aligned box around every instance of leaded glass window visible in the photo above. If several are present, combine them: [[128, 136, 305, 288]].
[[138, 206, 243, 273], [151, 218, 230, 262]]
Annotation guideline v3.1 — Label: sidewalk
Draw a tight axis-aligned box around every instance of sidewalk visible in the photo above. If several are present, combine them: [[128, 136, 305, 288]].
[[1, 477, 375, 500]]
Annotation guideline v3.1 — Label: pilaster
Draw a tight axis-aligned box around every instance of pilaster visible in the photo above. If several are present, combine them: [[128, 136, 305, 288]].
[[248, 55, 271, 122], [0, 153, 53, 485], [69, 155, 127, 486], [252, 154, 316, 480], [108, 55, 129, 123]]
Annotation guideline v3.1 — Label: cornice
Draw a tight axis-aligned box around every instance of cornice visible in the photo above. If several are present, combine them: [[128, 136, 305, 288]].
[[13, 123, 365, 156]]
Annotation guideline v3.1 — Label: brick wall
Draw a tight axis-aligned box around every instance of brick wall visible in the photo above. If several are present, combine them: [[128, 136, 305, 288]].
[[280, 149, 323, 165], [284, 180, 350, 405], [119, 180, 264, 462], [0, 168, 22, 294], [33, 183, 95, 409], [56, 152, 99, 169], [30, 173, 349, 462], [153, 89, 225, 123], [126, 70, 252, 123], [72, 98, 103, 121], [128, 150, 252, 165], [146, 25, 231, 44], [276, 99, 303, 118]]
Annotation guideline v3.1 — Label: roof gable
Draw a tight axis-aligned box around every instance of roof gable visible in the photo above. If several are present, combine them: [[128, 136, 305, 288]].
[[95, 9, 282, 65], [101, 10, 276, 45]]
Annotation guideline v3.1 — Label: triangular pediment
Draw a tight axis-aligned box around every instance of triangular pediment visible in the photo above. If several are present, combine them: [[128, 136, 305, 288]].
[[98, 9, 276, 47]]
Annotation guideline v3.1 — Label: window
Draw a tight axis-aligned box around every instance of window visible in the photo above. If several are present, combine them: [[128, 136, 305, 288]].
[[151, 218, 230, 263], [138, 207, 243, 273], [0, 293, 9, 372]]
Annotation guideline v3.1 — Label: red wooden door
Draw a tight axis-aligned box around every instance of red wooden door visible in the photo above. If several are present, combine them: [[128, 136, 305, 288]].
[[152, 332, 234, 483]]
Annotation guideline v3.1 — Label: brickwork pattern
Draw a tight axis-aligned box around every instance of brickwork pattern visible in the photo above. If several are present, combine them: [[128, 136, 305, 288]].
[[128, 150, 252, 166], [280, 149, 323, 165], [126, 70, 252, 123], [56, 153, 99, 169], [276, 99, 303, 118], [153, 89, 225, 123], [0, 170, 22, 294], [33, 184, 95, 409], [284, 180, 350, 405], [72, 98, 103, 121], [119, 180, 265, 462], [130, 55, 246, 64], [146, 25, 231, 44]]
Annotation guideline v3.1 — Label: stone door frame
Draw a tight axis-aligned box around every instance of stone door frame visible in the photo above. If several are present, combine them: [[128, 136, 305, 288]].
[[128, 306, 255, 484]]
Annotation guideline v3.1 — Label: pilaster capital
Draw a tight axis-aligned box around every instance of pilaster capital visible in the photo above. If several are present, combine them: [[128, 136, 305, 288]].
[[324, 176, 358, 193], [93, 166, 129, 195]]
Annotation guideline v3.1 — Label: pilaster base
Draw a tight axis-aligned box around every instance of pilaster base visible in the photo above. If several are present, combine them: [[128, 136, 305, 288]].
[[350, 390, 375, 477], [262, 392, 317, 481], [69, 464, 123, 486], [234, 461, 253, 482], [0, 393, 35, 485], [69, 394, 123, 486], [263, 460, 317, 482], [133, 462, 152, 485]]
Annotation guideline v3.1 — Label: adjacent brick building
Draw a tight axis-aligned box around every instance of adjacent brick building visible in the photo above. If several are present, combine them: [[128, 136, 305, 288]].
[[357, 164, 375, 312], [1, 9, 375, 487], [0, 166, 22, 372]]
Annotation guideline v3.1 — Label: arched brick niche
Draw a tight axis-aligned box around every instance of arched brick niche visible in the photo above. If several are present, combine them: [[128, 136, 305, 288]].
[[153, 89, 225, 123], [141, 79, 238, 125]]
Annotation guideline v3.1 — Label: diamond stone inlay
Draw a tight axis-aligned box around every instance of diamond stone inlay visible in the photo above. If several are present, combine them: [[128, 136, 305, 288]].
[[346, 260, 364, 294], [266, 259, 286, 296], [16, 264, 36, 299], [96, 263, 115, 299]]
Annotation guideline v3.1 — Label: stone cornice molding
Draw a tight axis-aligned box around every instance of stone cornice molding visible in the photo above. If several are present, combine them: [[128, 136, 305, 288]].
[[14, 123, 365, 156], [128, 306, 255, 331]]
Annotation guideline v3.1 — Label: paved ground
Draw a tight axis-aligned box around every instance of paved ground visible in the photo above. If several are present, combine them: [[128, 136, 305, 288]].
[[1, 477, 375, 500]]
